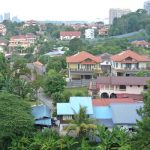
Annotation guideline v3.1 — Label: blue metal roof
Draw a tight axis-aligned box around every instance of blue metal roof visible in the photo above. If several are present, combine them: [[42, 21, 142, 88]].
[[91, 106, 112, 119], [32, 105, 51, 120], [45, 50, 65, 56], [57, 103, 72, 115], [35, 118, 51, 126], [57, 97, 93, 115], [111, 102, 143, 124]]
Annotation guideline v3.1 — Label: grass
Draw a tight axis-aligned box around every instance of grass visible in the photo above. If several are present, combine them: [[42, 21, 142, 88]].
[[64, 87, 88, 96]]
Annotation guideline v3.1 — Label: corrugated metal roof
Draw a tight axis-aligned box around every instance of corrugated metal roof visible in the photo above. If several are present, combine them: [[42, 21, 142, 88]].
[[90, 106, 112, 119], [96, 119, 114, 127], [32, 105, 51, 120], [111, 103, 143, 124], [57, 103, 73, 115], [57, 97, 93, 115], [35, 118, 51, 126]]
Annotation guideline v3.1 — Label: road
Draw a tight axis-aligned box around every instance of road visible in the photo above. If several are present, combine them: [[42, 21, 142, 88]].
[[37, 87, 54, 111]]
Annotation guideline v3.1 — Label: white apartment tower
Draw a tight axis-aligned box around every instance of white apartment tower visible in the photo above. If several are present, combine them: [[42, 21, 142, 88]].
[[109, 8, 131, 24], [144, 1, 150, 15], [85, 29, 95, 39]]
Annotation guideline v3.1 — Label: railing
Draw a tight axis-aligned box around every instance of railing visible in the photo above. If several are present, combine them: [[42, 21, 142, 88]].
[[70, 68, 96, 71]]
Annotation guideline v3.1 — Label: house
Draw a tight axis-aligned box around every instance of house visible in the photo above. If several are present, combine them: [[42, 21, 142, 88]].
[[131, 40, 150, 48], [98, 27, 108, 36], [32, 105, 51, 127], [0, 24, 6, 36], [57, 97, 93, 131], [85, 29, 95, 39], [66, 51, 102, 80], [89, 76, 150, 99], [91, 99, 143, 129], [9, 34, 36, 47], [60, 31, 81, 40], [111, 50, 150, 76], [23, 20, 38, 28]]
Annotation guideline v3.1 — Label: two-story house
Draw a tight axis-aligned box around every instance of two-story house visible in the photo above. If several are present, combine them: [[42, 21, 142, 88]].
[[60, 31, 81, 40], [111, 50, 150, 76], [89, 76, 150, 100], [66, 51, 102, 80], [9, 34, 36, 48]]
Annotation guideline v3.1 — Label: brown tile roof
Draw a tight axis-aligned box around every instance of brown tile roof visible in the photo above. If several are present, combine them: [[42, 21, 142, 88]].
[[111, 50, 150, 62], [60, 31, 81, 37], [11, 35, 26, 40], [96, 76, 150, 86], [66, 51, 101, 63], [33, 61, 43, 66], [92, 98, 135, 106], [131, 40, 150, 46]]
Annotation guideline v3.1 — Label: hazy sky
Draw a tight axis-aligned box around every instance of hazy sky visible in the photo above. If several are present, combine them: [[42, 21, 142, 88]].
[[0, 0, 147, 21]]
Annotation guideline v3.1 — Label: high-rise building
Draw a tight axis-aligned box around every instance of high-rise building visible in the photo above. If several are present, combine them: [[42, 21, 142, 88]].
[[144, 1, 150, 15], [109, 8, 131, 24], [4, 12, 10, 21], [12, 16, 20, 22], [0, 15, 3, 23]]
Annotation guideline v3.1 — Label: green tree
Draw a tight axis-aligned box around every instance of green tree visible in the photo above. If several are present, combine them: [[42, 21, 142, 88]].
[[0, 92, 34, 149], [43, 74, 66, 96], [46, 56, 66, 72], [132, 82, 150, 150], [66, 106, 97, 139], [68, 38, 85, 55]]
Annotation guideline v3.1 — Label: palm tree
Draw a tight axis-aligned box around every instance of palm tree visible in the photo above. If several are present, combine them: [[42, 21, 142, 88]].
[[65, 106, 97, 139]]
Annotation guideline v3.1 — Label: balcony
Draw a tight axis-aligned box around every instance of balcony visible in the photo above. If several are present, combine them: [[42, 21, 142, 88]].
[[69, 68, 98, 75], [113, 67, 150, 72]]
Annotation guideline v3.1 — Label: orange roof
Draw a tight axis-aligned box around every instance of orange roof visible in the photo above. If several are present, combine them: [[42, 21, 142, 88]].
[[92, 98, 135, 106], [66, 51, 101, 63], [33, 61, 43, 66], [111, 50, 150, 62]]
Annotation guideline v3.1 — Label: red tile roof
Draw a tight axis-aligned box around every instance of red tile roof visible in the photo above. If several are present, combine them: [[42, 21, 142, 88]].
[[60, 31, 81, 37], [11, 35, 26, 40], [66, 51, 101, 63], [111, 50, 150, 62], [96, 76, 150, 86], [92, 98, 135, 106]]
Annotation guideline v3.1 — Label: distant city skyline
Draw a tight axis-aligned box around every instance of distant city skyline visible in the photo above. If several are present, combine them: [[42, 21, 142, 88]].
[[0, 0, 147, 22]]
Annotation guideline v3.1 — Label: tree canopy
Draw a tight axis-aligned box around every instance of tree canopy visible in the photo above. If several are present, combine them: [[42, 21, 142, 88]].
[[109, 9, 150, 36], [0, 92, 34, 149]]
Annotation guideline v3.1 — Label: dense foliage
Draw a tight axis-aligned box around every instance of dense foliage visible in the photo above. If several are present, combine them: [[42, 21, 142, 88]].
[[0, 92, 34, 149], [109, 9, 150, 36], [132, 82, 150, 150]]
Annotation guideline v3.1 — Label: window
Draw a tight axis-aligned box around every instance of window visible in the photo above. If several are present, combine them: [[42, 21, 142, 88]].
[[144, 85, 148, 90], [119, 85, 126, 91], [63, 115, 72, 120], [116, 62, 118, 68]]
